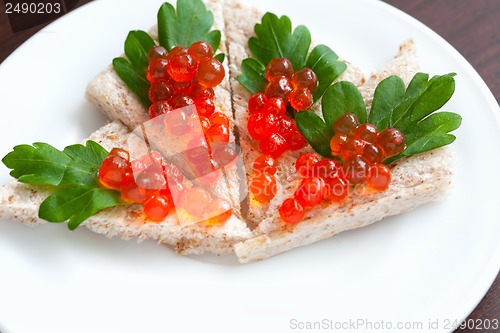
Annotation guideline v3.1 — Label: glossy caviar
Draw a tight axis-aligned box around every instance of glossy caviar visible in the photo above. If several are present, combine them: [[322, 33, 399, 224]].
[[249, 155, 277, 203], [330, 113, 404, 188], [145, 42, 233, 185], [98, 149, 231, 224], [279, 153, 347, 224], [247, 57, 317, 158], [146, 43, 227, 143], [279, 114, 405, 224]]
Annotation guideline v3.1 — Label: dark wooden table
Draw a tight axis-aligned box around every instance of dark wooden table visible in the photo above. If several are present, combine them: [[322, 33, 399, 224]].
[[0, 1, 498, 332]]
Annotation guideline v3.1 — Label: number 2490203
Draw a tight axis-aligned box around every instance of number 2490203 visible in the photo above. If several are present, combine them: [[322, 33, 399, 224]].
[[5, 2, 62, 14], [444, 318, 498, 330]]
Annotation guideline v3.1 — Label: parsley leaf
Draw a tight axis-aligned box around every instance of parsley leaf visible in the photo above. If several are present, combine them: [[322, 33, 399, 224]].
[[306, 45, 347, 102], [237, 13, 346, 102], [214, 53, 225, 63], [392, 73, 456, 132], [113, 0, 224, 108], [385, 111, 461, 164], [39, 186, 122, 231], [369, 73, 457, 133], [2, 141, 124, 229], [158, 0, 221, 52], [124, 30, 155, 71], [295, 111, 333, 157], [248, 13, 311, 71], [237, 58, 267, 94], [296, 72, 461, 162], [113, 31, 155, 107], [367, 75, 406, 130], [321, 81, 366, 125], [2, 143, 71, 186], [369, 73, 460, 162], [60, 141, 110, 186]]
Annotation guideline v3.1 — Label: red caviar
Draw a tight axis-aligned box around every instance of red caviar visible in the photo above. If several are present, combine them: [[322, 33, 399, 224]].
[[188, 41, 213, 61], [98, 155, 132, 190], [289, 88, 313, 111], [266, 58, 294, 80], [259, 133, 288, 158], [294, 177, 325, 207], [279, 198, 305, 224], [291, 68, 317, 92], [249, 155, 277, 203], [247, 57, 318, 158], [253, 155, 277, 176], [144, 194, 173, 221], [167, 53, 198, 82], [98, 149, 231, 225], [295, 153, 319, 178], [182, 187, 211, 218], [206, 198, 232, 225], [250, 172, 277, 203], [279, 153, 350, 224], [197, 57, 225, 88]]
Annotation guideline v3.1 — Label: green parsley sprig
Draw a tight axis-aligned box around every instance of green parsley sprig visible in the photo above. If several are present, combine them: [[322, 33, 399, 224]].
[[296, 72, 462, 162], [2, 141, 122, 230], [237, 13, 346, 102], [113, 0, 225, 107]]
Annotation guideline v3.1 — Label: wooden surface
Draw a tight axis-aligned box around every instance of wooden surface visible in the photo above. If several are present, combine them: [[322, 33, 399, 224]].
[[0, 0, 498, 332]]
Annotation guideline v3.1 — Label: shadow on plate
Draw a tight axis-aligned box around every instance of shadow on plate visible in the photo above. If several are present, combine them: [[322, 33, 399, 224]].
[[0, 218, 241, 269]]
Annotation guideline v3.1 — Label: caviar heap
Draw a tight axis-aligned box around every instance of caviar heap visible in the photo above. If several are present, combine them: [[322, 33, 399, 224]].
[[146, 42, 228, 143], [278, 153, 348, 224], [98, 148, 232, 224], [330, 113, 405, 189], [247, 58, 319, 158], [145, 42, 237, 185], [279, 114, 405, 224]]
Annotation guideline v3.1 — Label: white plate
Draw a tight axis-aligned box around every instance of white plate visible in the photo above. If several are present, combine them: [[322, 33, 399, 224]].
[[0, 1, 499, 332]]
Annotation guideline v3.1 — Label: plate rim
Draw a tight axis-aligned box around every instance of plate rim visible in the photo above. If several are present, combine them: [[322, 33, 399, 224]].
[[0, 0, 498, 332]]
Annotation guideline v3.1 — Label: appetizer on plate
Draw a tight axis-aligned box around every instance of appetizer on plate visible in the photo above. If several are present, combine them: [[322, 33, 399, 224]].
[[0, 121, 252, 254], [225, 1, 458, 262], [0, 0, 461, 263]]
